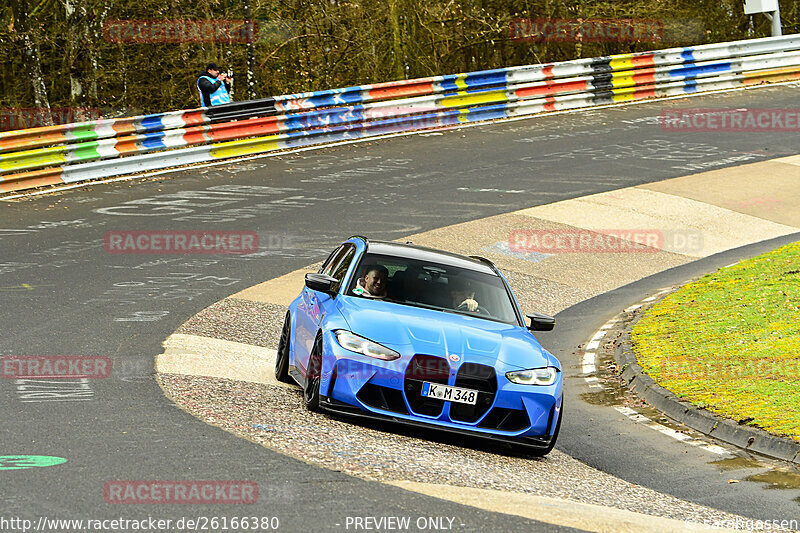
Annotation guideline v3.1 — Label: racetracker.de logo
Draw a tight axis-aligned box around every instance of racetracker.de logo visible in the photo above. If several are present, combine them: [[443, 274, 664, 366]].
[[104, 481, 258, 504], [1, 356, 111, 379], [104, 230, 258, 254], [660, 108, 800, 132], [508, 18, 664, 43], [104, 19, 258, 43], [508, 229, 703, 254]]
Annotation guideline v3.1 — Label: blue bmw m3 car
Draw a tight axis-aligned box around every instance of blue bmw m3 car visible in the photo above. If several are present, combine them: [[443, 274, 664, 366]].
[[275, 236, 563, 455]]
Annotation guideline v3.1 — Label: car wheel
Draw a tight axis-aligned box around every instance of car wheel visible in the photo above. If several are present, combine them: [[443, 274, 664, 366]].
[[274, 312, 294, 384], [529, 398, 563, 457], [303, 335, 323, 412]]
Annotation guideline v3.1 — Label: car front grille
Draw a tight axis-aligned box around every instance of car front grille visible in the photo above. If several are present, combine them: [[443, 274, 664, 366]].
[[449, 363, 496, 423], [404, 354, 450, 417]]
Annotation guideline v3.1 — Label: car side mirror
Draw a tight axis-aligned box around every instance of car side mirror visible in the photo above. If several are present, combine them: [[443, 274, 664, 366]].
[[526, 312, 555, 331], [305, 273, 339, 295]]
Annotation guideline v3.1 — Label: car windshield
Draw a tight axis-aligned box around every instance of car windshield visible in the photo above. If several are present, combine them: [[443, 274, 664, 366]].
[[346, 252, 520, 325]]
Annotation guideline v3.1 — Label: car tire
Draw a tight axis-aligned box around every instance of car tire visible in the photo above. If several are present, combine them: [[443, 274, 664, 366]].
[[529, 398, 563, 457], [303, 334, 323, 412], [275, 312, 294, 384]]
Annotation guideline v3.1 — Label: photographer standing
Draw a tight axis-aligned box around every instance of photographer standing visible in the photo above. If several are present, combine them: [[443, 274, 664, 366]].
[[196, 63, 232, 107]]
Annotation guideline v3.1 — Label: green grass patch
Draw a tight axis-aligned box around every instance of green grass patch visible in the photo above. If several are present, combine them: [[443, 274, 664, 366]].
[[631, 241, 800, 440]]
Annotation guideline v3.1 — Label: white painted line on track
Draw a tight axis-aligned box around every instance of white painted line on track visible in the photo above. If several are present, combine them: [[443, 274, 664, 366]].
[[625, 304, 642, 313], [582, 320, 618, 387], [616, 403, 732, 455], [591, 330, 606, 340], [582, 352, 596, 375], [701, 444, 729, 455], [649, 423, 695, 442]]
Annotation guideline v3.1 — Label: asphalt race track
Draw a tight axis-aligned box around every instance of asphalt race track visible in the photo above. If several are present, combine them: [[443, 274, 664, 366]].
[[2, 84, 800, 531]]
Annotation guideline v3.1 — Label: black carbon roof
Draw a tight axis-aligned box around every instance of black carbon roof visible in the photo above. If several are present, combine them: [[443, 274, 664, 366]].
[[363, 240, 497, 275]]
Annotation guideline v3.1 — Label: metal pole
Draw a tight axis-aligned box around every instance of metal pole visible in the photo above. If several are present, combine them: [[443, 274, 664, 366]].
[[771, 5, 782, 36]]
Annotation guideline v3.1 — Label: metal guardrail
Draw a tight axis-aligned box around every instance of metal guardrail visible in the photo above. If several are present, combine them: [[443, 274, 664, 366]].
[[2, 34, 800, 194]]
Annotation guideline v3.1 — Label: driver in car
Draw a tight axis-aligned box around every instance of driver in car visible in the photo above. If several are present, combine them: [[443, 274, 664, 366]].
[[352, 265, 389, 299], [450, 278, 479, 312]]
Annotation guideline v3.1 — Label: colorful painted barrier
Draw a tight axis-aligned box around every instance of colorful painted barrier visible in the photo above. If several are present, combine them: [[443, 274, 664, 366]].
[[2, 34, 800, 194]]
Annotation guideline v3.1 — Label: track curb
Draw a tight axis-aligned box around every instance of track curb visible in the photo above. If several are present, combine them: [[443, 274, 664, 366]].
[[613, 295, 800, 465]]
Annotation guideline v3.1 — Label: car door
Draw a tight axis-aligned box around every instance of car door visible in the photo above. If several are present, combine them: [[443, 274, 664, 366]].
[[295, 244, 356, 376]]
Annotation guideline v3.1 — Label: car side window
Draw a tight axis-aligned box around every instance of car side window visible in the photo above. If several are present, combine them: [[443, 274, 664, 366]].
[[320, 246, 346, 276], [330, 245, 356, 291]]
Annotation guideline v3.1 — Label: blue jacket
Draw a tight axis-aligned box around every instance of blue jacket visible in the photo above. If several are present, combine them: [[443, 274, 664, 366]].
[[197, 73, 231, 106]]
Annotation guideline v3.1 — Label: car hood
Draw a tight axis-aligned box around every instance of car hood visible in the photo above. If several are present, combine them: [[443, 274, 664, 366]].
[[336, 297, 553, 370]]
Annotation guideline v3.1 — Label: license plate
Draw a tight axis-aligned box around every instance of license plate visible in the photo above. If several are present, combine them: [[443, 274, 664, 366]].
[[421, 382, 478, 405]]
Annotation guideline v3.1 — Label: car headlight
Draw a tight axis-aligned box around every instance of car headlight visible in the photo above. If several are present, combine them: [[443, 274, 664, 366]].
[[334, 330, 400, 361], [506, 367, 559, 385]]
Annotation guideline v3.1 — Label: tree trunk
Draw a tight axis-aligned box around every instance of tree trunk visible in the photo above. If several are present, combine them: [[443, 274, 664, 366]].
[[66, 0, 87, 103], [87, 2, 111, 102], [388, 0, 406, 80], [243, 0, 257, 100], [10, 0, 52, 124]]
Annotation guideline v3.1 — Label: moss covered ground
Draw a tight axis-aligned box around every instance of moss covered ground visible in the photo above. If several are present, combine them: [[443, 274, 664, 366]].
[[631, 241, 800, 440]]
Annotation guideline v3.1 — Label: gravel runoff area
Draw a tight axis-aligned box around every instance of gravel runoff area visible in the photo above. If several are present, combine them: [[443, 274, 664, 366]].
[[160, 281, 754, 527], [160, 372, 753, 526]]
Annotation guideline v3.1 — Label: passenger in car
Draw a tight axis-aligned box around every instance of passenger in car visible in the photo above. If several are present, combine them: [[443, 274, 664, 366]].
[[450, 278, 479, 312], [353, 265, 389, 299]]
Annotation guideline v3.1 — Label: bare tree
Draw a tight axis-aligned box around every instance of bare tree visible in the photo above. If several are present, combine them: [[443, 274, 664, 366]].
[[0, 0, 787, 117], [243, 0, 257, 100], [388, 0, 407, 80], [9, 0, 52, 124]]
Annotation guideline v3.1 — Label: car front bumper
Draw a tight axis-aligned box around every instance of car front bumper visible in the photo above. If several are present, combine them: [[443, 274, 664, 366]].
[[320, 346, 562, 449]]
